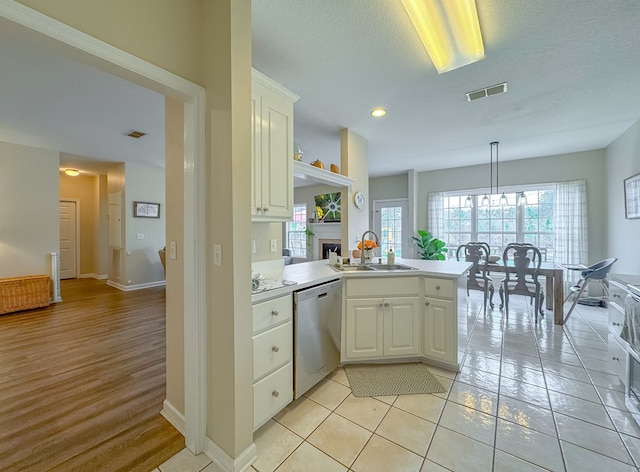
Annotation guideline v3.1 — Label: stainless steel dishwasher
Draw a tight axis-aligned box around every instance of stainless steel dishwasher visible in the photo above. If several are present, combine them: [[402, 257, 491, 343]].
[[293, 279, 343, 399]]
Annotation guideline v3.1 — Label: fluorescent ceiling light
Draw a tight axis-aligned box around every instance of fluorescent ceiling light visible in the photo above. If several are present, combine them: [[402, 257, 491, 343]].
[[371, 107, 387, 117], [64, 168, 80, 176], [400, 0, 485, 74]]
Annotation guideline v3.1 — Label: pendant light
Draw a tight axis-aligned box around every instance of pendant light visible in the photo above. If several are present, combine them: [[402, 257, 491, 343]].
[[517, 191, 528, 206], [464, 194, 473, 208], [492, 141, 508, 206]]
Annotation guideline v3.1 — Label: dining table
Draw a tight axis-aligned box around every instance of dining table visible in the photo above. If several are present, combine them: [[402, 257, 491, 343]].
[[485, 260, 566, 325]]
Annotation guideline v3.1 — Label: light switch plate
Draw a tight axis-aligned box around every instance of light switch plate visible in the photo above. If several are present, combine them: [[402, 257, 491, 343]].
[[169, 241, 177, 260], [270, 239, 277, 253], [213, 244, 222, 266]]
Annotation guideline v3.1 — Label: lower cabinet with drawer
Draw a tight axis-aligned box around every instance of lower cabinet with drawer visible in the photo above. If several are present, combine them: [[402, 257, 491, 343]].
[[608, 278, 631, 385], [252, 294, 293, 431]]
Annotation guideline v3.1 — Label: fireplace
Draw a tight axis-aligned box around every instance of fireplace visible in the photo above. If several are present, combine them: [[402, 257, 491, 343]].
[[319, 239, 341, 259]]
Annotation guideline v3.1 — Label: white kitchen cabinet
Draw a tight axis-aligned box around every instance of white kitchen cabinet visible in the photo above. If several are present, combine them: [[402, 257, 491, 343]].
[[343, 277, 421, 361], [251, 70, 299, 221], [608, 278, 629, 385], [252, 294, 293, 430], [423, 297, 455, 364]]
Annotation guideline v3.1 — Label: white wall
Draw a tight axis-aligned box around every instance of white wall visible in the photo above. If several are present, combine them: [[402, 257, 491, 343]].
[[370, 174, 409, 203], [606, 120, 640, 275], [124, 163, 166, 285], [0, 141, 59, 279]]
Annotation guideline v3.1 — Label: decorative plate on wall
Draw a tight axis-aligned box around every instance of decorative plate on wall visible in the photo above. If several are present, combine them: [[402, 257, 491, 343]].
[[354, 191, 366, 209]]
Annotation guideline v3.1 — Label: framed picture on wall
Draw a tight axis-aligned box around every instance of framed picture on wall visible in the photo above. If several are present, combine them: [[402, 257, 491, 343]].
[[624, 172, 640, 219], [133, 201, 160, 218]]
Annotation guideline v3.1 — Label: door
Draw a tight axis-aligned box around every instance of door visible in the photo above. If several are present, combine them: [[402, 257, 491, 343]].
[[383, 297, 421, 357], [59, 200, 77, 279], [423, 297, 455, 363], [373, 199, 410, 258], [344, 298, 383, 360]]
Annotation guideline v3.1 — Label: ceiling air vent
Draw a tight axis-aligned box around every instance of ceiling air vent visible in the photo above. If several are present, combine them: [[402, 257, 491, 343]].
[[466, 82, 508, 102], [126, 130, 147, 139]]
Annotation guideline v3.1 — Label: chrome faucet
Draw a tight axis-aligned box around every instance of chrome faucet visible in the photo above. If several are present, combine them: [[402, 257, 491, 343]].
[[360, 230, 380, 264]]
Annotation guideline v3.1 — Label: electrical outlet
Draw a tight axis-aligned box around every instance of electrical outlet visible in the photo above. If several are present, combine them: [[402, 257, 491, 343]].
[[136, 233, 144, 240], [213, 244, 222, 266], [251, 240, 256, 254], [270, 239, 277, 253], [169, 241, 177, 260]]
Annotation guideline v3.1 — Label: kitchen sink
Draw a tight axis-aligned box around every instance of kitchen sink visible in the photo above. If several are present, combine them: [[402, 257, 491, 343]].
[[332, 263, 417, 272], [333, 264, 376, 271], [368, 263, 417, 271]]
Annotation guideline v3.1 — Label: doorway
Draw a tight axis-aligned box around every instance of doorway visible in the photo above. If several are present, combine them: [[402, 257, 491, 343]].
[[373, 199, 410, 258], [59, 200, 79, 279]]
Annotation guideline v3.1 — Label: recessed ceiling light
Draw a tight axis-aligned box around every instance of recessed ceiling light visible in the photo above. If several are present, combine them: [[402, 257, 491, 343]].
[[64, 168, 80, 177], [126, 130, 147, 139], [371, 108, 387, 117]]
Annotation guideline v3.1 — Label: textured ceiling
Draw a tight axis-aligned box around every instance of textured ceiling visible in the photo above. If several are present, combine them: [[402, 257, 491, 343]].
[[252, 0, 640, 176], [0, 2, 639, 178]]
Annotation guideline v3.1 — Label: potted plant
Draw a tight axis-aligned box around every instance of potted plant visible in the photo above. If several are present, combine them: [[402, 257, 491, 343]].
[[412, 230, 448, 260]]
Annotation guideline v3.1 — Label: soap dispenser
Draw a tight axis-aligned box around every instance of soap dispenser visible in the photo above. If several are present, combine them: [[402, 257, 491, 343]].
[[387, 248, 395, 265]]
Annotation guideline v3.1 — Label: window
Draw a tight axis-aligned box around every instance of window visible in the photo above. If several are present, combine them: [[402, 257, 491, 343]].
[[442, 186, 555, 261], [286, 204, 307, 257]]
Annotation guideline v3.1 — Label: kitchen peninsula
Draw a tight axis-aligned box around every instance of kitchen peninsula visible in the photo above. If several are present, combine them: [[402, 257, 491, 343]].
[[250, 258, 472, 430]]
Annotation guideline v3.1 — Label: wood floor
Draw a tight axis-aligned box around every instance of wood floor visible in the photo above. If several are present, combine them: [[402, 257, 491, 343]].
[[0, 278, 184, 471]]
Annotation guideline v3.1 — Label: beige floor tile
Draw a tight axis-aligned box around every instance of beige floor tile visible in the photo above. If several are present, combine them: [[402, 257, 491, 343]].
[[335, 393, 391, 431], [326, 366, 350, 387], [495, 419, 564, 471], [253, 420, 302, 472], [493, 450, 547, 471], [424, 364, 457, 380], [273, 395, 331, 438], [376, 406, 436, 456], [304, 378, 351, 410], [201, 461, 226, 472], [374, 394, 398, 405], [275, 442, 347, 472], [351, 434, 424, 472], [426, 426, 494, 472], [159, 448, 212, 472], [393, 392, 447, 422], [448, 381, 499, 415], [307, 412, 372, 467], [420, 459, 451, 471], [438, 401, 496, 446], [562, 441, 638, 472]]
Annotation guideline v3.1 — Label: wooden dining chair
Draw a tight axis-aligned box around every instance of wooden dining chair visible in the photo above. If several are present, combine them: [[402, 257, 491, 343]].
[[456, 242, 495, 315], [502, 243, 545, 323]]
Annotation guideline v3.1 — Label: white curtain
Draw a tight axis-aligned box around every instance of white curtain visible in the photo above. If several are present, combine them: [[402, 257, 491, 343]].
[[554, 180, 588, 265], [427, 192, 445, 239]]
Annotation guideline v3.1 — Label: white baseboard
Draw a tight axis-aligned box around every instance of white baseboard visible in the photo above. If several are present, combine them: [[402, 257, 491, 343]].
[[161, 400, 186, 435], [106, 279, 166, 291], [204, 437, 257, 472], [78, 273, 108, 280]]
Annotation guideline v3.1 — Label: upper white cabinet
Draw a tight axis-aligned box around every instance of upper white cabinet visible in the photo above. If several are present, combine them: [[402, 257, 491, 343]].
[[251, 70, 300, 221]]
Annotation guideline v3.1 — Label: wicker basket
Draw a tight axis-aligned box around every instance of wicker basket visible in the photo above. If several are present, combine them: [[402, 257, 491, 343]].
[[0, 275, 51, 315]]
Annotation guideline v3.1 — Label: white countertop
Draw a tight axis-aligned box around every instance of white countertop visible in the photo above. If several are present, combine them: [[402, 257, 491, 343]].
[[251, 258, 472, 303]]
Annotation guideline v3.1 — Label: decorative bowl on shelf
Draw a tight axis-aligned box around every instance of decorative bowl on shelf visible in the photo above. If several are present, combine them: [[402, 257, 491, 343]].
[[330, 163, 339, 173], [310, 160, 325, 169]]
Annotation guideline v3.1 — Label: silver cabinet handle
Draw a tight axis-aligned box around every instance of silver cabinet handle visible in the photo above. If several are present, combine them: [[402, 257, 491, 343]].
[[272, 390, 280, 398], [384, 302, 390, 307], [379, 302, 384, 308], [435, 285, 441, 290], [425, 301, 430, 306], [612, 356, 620, 362], [272, 346, 279, 353], [263, 207, 269, 212], [612, 322, 622, 327], [271, 310, 279, 316]]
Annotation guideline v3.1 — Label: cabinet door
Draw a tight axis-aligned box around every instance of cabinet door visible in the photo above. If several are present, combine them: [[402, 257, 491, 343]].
[[423, 297, 455, 364], [250, 89, 262, 218], [259, 92, 293, 220], [344, 298, 383, 360], [383, 297, 421, 357]]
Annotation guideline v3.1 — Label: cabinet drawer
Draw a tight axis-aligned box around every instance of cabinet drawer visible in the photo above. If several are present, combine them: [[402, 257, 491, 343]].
[[609, 304, 625, 338], [608, 333, 627, 385], [253, 295, 292, 333], [253, 362, 293, 430], [346, 277, 419, 297], [253, 321, 292, 381], [610, 281, 628, 312], [424, 278, 455, 299]]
